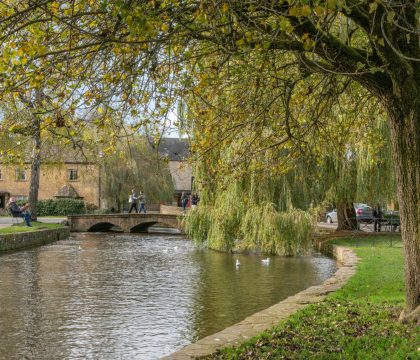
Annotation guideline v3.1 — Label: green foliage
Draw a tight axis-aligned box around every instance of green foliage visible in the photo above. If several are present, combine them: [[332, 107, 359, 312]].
[[206, 235, 419, 359], [240, 202, 280, 254], [101, 137, 174, 211], [184, 205, 212, 245], [37, 199, 86, 216], [240, 203, 314, 255], [276, 209, 315, 255], [184, 180, 315, 255]]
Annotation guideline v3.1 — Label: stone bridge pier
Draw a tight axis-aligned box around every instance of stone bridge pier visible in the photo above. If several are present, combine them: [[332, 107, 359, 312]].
[[68, 213, 184, 233]]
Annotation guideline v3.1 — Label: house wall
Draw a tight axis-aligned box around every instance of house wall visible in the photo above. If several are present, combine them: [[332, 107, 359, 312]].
[[0, 163, 100, 206], [168, 161, 192, 192]]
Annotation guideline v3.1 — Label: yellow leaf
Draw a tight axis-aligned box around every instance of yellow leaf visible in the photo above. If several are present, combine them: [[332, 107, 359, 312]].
[[50, 1, 59, 15], [301, 5, 311, 17], [369, 2, 378, 13]]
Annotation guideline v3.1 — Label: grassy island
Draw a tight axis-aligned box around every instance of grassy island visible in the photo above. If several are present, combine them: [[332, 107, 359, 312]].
[[207, 234, 419, 359]]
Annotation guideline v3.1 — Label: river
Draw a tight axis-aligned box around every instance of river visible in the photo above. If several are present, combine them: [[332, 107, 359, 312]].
[[0, 233, 337, 359]]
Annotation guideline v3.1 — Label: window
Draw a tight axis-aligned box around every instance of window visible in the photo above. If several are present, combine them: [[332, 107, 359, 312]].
[[68, 169, 78, 181], [16, 169, 26, 181]]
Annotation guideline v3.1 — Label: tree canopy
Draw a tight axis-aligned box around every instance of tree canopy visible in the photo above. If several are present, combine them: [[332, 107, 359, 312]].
[[0, 0, 418, 322]]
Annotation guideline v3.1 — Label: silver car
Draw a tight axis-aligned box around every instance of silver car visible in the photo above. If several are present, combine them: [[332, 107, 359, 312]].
[[325, 203, 374, 223]]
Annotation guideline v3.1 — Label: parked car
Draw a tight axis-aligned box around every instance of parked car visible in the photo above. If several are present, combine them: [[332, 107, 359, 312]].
[[325, 203, 374, 223], [325, 209, 337, 223], [354, 203, 374, 222]]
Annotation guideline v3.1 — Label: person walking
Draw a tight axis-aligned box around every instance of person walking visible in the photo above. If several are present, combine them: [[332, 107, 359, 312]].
[[138, 191, 146, 213], [128, 189, 139, 213]]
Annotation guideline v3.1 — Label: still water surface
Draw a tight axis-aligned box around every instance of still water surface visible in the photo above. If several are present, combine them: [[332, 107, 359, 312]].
[[0, 233, 337, 359]]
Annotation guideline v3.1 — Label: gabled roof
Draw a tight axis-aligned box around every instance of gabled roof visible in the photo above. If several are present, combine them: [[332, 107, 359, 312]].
[[156, 138, 189, 161], [54, 184, 83, 198]]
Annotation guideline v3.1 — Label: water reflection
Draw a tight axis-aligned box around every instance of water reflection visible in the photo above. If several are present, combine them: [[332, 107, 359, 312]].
[[0, 233, 337, 359]]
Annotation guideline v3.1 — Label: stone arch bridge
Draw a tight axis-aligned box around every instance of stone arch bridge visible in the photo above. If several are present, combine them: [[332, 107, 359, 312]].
[[68, 213, 184, 233]]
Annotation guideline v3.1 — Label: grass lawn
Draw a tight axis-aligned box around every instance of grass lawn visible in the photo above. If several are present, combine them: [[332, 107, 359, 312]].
[[0, 221, 63, 234], [206, 234, 419, 359]]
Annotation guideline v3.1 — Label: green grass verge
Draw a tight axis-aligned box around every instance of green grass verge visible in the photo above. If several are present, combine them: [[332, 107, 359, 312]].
[[0, 221, 63, 234], [206, 234, 419, 359]]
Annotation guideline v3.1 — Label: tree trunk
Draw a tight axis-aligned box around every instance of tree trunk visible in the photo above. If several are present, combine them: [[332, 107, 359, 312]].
[[336, 202, 357, 230], [28, 117, 41, 221], [388, 101, 420, 323]]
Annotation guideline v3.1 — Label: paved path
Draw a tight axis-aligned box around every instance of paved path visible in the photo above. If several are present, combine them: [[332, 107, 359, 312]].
[[0, 217, 65, 225], [0, 217, 66, 229]]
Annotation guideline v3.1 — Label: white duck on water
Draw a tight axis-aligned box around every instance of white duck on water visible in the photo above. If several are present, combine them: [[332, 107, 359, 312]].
[[235, 259, 240, 267], [261, 257, 270, 264]]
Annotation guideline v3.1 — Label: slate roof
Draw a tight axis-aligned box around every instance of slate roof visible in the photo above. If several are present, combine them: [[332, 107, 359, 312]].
[[54, 184, 83, 198], [156, 138, 189, 161]]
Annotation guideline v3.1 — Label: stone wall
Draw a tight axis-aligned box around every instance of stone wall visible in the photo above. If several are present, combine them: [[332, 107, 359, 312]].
[[0, 163, 100, 206], [168, 161, 192, 192], [0, 227, 70, 252], [160, 204, 183, 215]]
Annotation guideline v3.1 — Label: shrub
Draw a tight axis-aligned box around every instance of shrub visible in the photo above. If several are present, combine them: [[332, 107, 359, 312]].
[[37, 199, 86, 216], [85, 202, 99, 213]]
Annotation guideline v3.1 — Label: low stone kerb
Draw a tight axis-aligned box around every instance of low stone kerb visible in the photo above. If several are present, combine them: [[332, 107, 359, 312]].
[[162, 244, 358, 359]]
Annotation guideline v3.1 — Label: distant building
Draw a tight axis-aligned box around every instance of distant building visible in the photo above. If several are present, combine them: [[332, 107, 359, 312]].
[[0, 138, 192, 211], [0, 157, 100, 210], [156, 138, 193, 205]]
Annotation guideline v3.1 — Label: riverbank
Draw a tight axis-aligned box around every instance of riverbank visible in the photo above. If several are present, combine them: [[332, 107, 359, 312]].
[[0, 222, 69, 251], [204, 234, 419, 359], [165, 238, 357, 359], [0, 221, 63, 234]]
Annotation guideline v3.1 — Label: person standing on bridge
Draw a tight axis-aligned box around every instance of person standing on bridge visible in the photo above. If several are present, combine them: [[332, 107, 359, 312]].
[[181, 192, 188, 211], [128, 189, 139, 213], [138, 191, 146, 213]]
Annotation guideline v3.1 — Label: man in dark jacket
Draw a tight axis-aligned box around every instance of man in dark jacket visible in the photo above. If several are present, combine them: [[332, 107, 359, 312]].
[[7, 197, 31, 226], [373, 206, 382, 232], [128, 189, 139, 213]]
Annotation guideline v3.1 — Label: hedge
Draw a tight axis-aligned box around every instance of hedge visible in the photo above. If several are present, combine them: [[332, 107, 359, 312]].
[[36, 199, 86, 216]]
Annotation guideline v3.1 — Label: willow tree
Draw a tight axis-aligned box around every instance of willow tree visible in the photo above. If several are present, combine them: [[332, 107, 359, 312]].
[[0, 0, 418, 322], [174, 0, 419, 322], [181, 51, 393, 230], [101, 137, 174, 211]]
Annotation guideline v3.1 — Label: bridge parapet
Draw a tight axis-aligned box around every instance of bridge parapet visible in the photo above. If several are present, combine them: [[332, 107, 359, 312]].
[[68, 213, 184, 233]]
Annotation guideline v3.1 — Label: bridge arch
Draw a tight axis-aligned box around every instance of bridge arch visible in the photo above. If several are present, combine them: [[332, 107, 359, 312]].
[[68, 213, 183, 234], [130, 221, 181, 233], [87, 222, 124, 232]]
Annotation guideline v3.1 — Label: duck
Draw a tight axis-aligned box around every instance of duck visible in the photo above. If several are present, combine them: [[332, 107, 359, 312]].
[[261, 257, 270, 264], [235, 259, 240, 267]]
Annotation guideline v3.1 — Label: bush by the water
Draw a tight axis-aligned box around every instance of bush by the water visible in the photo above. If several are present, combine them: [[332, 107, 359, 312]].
[[37, 199, 86, 216], [184, 201, 314, 255]]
